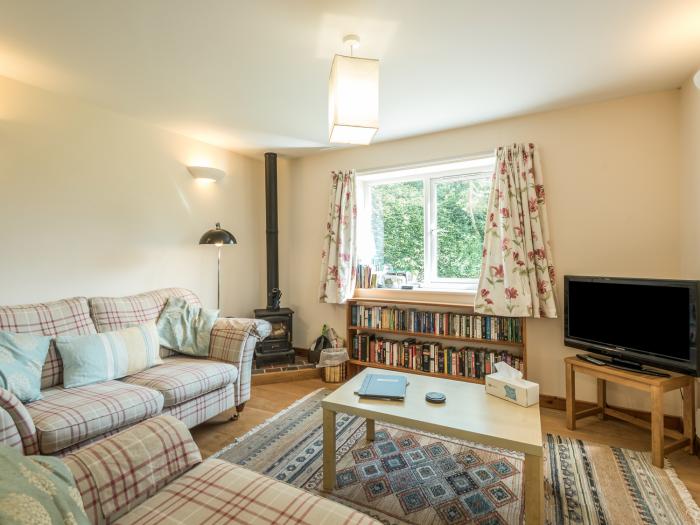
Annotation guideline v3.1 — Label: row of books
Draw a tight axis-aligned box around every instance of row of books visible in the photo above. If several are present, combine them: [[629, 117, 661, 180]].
[[351, 334, 524, 379], [356, 265, 377, 289], [350, 304, 523, 343]]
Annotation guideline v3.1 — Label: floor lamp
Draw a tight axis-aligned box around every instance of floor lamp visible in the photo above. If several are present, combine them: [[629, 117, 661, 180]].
[[199, 223, 237, 309]]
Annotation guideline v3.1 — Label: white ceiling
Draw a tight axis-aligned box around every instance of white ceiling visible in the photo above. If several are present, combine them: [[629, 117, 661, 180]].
[[1, 1, 699, 157]]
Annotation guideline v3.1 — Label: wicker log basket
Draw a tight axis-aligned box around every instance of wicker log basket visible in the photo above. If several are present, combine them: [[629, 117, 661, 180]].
[[322, 363, 347, 383]]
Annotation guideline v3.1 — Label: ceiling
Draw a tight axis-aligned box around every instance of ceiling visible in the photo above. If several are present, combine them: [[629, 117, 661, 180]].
[[1, 1, 699, 157]]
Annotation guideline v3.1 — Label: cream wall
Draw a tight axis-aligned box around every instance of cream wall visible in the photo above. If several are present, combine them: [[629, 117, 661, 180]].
[[679, 77, 700, 420], [288, 91, 684, 414], [0, 75, 266, 316], [680, 77, 700, 277]]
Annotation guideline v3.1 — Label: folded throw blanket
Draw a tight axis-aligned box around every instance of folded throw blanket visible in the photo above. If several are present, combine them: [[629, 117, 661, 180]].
[[157, 297, 219, 357]]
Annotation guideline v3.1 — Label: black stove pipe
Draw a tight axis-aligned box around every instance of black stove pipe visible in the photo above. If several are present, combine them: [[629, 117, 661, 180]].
[[264, 152, 280, 309]]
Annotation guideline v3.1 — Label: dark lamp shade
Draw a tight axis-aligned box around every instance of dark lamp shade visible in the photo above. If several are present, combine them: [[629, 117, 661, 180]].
[[199, 223, 237, 246]]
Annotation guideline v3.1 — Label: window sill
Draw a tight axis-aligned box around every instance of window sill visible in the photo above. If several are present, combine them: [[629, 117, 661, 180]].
[[353, 287, 476, 306]]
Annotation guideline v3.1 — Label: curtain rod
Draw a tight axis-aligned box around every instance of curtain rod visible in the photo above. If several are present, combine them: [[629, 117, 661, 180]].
[[355, 150, 495, 177]]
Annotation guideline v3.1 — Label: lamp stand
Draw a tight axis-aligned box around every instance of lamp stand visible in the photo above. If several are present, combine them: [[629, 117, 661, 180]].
[[217, 246, 221, 310]]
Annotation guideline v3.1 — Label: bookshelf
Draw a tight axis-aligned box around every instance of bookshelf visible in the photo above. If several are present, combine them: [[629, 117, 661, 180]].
[[346, 297, 527, 384]]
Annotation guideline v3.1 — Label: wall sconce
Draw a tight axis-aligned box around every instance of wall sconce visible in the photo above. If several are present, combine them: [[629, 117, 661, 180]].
[[694, 70, 700, 89], [188, 166, 226, 184]]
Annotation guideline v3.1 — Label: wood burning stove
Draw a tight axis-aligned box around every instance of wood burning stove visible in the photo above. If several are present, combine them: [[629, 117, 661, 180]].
[[254, 307, 294, 367], [254, 152, 295, 366]]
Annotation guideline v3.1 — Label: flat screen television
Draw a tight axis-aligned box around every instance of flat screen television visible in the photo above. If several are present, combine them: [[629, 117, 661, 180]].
[[564, 276, 700, 376]]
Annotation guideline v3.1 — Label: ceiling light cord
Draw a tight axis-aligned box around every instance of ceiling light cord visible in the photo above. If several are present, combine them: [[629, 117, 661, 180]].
[[343, 34, 360, 57]]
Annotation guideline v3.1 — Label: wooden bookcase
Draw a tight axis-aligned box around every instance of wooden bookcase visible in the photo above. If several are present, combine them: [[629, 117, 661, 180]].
[[346, 297, 527, 385]]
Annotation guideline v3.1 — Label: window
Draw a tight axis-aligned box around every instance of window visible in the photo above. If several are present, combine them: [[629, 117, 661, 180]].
[[357, 156, 495, 291]]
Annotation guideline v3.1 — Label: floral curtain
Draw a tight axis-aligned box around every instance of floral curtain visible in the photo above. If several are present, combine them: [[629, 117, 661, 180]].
[[475, 143, 557, 318], [319, 170, 357, 304]]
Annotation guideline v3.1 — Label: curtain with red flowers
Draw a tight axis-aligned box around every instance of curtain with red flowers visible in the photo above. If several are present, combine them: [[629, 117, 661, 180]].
[[475, 143, 557, 318], [319, 170, 357, 304]]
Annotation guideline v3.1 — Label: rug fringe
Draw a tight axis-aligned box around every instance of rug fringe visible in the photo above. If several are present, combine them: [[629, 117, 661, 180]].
[[663, 457, 700, 522], [211, 388, 328, 459]]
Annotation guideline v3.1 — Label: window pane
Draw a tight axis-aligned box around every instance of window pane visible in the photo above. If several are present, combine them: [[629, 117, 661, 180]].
[[435, 176, 490, 279], [370, 180, 424, 282]]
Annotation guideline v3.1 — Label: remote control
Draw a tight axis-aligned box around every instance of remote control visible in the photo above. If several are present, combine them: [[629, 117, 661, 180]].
[[576, 354, 672, 377], [576, 354, 606, 366]]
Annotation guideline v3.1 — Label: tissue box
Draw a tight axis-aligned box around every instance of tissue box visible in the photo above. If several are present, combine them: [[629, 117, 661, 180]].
[[485, 374, 539, 407]]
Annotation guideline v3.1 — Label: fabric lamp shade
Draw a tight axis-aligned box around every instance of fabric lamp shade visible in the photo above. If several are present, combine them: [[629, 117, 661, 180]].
[[328, 54, 379, 145], [199, 223, 237, 246]]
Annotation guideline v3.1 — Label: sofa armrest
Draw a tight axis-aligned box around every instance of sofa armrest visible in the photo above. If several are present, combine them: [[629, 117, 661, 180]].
[[209, 318, 271, 362], [0, 387, 39, 455], [63, 415, 201, 525], [209, 318, 271, 406]]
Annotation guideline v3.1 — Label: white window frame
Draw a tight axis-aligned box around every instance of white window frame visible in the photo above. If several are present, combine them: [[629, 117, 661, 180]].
[[356, 154, 495, 292]]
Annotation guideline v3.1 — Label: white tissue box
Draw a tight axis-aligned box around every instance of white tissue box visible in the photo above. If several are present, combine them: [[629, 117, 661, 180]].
[[485, 374, 540, 407]]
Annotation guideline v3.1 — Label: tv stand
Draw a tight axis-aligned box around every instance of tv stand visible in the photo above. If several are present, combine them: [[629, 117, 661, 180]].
[[565, 356, 695, 468], [576, 353, 671, 377]]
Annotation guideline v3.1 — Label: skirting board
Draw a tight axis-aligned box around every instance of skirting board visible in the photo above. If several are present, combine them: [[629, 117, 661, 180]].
[[251, 367, 320, 386]]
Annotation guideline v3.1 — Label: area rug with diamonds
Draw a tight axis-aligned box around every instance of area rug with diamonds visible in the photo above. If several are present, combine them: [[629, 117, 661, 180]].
[[213, 389, 699, 524]]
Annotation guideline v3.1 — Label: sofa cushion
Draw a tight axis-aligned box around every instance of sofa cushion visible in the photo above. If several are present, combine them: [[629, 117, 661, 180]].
[[0, 445, 90, 525], [64, 416, 201, 525], [56, 323, 162, 388], [27, 381, 164, 454], [0, 297, 97, 388], [89, 289, 201, 333], [0, 331, 51, 402], [122, 357, 237, 407], [114, 459, 379, 525]]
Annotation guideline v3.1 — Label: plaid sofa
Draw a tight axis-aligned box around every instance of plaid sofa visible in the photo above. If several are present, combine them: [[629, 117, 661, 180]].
[[62, 415, 377, 525], [0, 288, 270, 455]]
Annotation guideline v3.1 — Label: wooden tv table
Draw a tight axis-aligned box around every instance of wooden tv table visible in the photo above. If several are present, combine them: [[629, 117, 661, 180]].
[[321, 368, 544, 523], [565, 356, 696, 468]]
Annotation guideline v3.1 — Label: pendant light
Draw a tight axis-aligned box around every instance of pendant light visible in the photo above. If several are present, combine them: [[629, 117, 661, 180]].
[[328, 35, 379, 145]]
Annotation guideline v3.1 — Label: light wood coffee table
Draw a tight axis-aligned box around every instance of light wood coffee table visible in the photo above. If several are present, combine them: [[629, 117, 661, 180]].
[[322, 368, 543, 523]]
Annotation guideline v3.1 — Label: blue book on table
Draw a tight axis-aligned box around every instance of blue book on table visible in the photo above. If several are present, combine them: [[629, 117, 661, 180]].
[[355, 374, 407, 400]]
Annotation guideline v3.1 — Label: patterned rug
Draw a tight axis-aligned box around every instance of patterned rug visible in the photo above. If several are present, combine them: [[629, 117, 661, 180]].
[[214, 389, 700, 524]]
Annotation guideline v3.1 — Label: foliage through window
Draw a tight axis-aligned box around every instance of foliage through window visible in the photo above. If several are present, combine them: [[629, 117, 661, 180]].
[[357, 156, 495, 290]]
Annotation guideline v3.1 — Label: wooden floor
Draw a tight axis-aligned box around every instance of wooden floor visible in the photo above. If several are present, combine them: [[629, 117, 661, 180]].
[[191, 378, 700, 505]]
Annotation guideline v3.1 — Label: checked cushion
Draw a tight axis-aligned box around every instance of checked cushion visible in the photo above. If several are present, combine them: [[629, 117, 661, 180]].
[[89, 288, 201, 333], [115, 459, 379, 525], [27, 381, 164, 454], [122, 357, 237, 407], [0, 296, 97, 388], [64, 416, 201, 524]]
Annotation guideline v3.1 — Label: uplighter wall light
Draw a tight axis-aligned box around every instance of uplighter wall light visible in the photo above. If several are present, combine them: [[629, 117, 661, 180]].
[[694, 69, 700, 89], [188, 166, 226, 184], [329, 35, 379, 145]]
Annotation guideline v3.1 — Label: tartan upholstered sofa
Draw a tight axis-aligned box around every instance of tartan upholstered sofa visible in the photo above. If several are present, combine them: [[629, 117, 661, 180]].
[[0, 288, 271, 456], [60, 415, 377, 524]]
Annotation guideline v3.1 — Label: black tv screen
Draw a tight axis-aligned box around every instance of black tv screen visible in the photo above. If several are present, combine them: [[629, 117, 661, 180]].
[[564, 276, 700, 376]]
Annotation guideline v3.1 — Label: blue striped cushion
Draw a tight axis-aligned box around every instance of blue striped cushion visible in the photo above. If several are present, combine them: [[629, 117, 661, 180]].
[[56, 322, 161, 388]]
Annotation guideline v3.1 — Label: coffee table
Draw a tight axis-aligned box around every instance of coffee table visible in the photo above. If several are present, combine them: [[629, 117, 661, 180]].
[[322, 368, 543, 523]]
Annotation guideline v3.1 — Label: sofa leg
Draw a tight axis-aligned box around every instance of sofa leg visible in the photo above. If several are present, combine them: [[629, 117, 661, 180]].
[[236, 403, 246, 413]]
